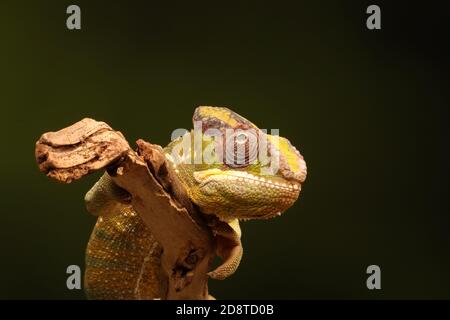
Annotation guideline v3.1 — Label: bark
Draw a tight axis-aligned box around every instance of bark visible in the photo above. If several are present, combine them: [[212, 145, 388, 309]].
[[35, 118, 215, 300]]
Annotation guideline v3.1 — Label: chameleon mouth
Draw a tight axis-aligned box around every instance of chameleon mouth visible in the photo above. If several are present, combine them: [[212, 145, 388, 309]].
[[194, 169, 301, 193], [224, 172, 300, 194]]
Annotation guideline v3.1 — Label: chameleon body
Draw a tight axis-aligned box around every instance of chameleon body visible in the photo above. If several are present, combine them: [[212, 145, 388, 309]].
[[84, 106, 307, 299]]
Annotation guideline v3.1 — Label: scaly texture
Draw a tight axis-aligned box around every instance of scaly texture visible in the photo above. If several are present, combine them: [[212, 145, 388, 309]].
[[84, 207, 165, 299], [84, 106, 307, 299]]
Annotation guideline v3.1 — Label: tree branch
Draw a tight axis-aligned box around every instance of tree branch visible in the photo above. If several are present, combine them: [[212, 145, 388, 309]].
[[35, 118, 215, 300]]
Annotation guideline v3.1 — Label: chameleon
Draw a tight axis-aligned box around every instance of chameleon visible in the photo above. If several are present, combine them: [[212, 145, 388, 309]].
[[83, 106, 307, 299]]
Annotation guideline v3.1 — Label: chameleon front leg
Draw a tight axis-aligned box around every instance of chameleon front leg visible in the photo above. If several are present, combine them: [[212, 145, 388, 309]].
[[208, 218, 243, 280], [84, 172, 131, 217]]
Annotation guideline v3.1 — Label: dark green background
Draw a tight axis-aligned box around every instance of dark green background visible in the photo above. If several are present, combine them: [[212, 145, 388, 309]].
[[1, 1, 449, 299]]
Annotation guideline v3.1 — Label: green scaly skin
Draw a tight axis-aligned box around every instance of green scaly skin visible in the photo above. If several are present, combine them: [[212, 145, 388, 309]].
[[83, 106, 307, 299]]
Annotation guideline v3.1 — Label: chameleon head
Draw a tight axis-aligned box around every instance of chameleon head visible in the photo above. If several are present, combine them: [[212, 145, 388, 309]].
[[165, 106, 307, 221]]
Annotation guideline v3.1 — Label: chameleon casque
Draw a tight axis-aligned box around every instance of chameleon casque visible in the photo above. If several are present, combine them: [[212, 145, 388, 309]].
[[83, 106, 307, 299]]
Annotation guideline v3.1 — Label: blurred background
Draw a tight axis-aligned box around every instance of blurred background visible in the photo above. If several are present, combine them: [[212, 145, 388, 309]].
[[0, 1, 449, 299]]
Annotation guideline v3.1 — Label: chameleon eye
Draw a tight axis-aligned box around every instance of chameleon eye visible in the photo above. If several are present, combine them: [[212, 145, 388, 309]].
[[225, 130, 258, 167], [235, 132, 248, 144]]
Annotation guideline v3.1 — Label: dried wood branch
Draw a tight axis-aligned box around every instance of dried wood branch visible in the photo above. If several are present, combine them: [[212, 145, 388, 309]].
[[35, 118, 215, 300]]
